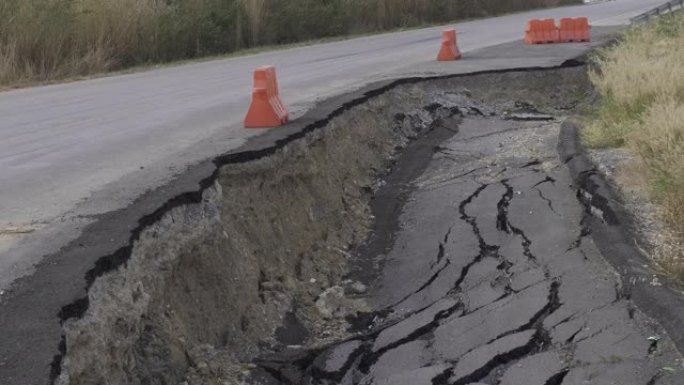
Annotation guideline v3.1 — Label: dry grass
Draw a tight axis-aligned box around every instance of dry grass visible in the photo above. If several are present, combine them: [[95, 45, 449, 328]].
[[0, 0, 579, 86], [653, 235, 684, 288], [586, 14, 684, 284]]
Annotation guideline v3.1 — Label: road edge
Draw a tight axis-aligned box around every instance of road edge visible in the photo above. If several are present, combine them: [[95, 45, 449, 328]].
[[558, 120, 684, 354]]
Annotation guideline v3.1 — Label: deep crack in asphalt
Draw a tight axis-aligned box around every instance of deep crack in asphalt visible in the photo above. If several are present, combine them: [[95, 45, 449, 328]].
[[204, 68, 682, 385]]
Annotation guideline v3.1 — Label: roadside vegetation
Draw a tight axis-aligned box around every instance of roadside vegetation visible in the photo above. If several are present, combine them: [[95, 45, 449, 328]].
[[586, 14, 684, 285], [0, 0, 577, 87]]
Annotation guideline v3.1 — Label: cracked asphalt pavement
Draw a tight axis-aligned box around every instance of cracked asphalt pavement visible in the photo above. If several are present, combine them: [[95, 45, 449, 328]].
[[254, 114, 683, 384]]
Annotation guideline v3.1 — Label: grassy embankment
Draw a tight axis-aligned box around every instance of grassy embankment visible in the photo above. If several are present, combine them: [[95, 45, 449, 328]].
[[0, 0, 577, 87], [585, 14, 684, 285]]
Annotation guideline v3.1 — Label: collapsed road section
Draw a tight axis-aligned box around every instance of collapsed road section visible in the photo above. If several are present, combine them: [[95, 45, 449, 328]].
[[246, 68, 684, 385], [1, 61, 680, 384]]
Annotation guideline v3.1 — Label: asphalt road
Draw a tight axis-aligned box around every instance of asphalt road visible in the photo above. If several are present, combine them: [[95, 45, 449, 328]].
[[0, 0, 665, 292]]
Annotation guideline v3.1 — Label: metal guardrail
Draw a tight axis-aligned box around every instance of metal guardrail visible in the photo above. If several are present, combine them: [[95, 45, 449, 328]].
[[631, 0, 684, 23]]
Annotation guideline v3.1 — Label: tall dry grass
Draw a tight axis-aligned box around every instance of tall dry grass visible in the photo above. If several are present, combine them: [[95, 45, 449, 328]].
[[586, 14, 684, 284], [0, 0, 579, 86]]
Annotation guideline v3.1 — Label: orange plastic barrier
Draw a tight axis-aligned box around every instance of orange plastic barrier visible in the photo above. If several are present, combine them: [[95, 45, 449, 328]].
[[437, 29, 461, 61], [559, 18, 574, 42], [559, 17, 591, 43], [576, 17, 591, 42], [244, 66, 289, 128], [542, 19, 559, 44], [525, 18, 559, 44], [525, 19, 543, 44]]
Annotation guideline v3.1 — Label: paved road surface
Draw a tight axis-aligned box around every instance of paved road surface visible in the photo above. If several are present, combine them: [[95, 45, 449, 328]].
[[0, 0, 665, 291]]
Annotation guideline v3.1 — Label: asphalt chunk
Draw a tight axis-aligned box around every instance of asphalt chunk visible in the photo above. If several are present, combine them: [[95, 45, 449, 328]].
[[450, 329, 537, 384], [311, 340, 363, 376], [374, 364, 451, 385], [363, 340, 430, 384], [372, 298, 459, 353], [498, 351, 565, 385]]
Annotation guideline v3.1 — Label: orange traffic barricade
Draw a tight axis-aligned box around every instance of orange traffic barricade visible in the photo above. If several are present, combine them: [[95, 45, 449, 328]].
[[559, 17, 591, 43], [525, 19, 559, 44], [559, 18, 575, 42], [525, 19, 543, 44], [244, 65, 288, 128], [542, 19, 559, 44], [575, 17, 591, 42], [437, 29, 461, 61]]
